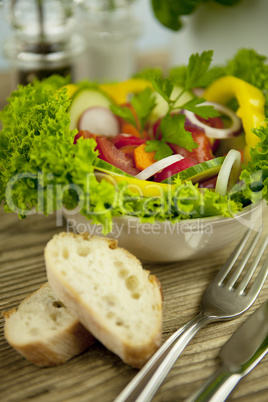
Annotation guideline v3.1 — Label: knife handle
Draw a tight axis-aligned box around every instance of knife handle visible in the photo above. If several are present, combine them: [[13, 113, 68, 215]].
[[184, 365, 242, 402]]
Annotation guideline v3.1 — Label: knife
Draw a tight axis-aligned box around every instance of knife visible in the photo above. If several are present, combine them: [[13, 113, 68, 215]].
[[185, 300, 268, 402]]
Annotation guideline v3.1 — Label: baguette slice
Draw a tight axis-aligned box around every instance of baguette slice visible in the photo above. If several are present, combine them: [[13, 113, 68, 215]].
[[45, 232, 163, 368], [3, 282, 95, 367]]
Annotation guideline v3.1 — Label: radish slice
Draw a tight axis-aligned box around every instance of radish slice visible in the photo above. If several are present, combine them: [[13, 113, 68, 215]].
[[78, 106, 120, 137], [184, 102, 241, 139], [135, 154, 184, 181], [215, 149, 241, 196], [192, 87, 205, 97]]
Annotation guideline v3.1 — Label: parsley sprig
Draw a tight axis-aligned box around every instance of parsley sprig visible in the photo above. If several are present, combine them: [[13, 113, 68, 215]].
[[111, 51, 220, 161], [110, 88, 156, 132]]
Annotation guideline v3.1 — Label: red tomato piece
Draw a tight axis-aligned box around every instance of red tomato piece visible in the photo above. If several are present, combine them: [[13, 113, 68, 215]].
[[212, 139, 221, 153], [170, 127, 213, 163], [154, 157, 197, 182], [196, 115, 224, 129], [74, 130, 98, 144], [112, 134, 145, 149], [119, 145, 138, 162], [96, 136, 140, 176], [198, 176, 217, 189]]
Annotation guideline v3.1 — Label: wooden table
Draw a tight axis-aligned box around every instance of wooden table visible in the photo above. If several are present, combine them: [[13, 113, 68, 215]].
[[1, 206, 268, 402], [0, 72, 268, 402]]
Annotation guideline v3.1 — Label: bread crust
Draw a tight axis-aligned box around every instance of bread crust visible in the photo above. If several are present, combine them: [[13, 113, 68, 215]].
[[4, 320, 94, 367], [45, 232, 163, 368], [3, 283, 95, 367]]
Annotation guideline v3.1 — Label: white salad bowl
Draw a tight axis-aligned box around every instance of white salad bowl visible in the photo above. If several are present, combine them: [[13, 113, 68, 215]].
[[63, 201, 265, 263]]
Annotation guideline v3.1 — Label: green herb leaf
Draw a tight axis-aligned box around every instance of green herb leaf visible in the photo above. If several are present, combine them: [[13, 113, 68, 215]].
[[131, 88, 156, 130], [145, 140, 173, 160], [133, 67, 163, 80], [160, 114, 198, 151], [110, 104, 136, 127], [110, 88, 156, 131], [181, 97, 220, 118], [151, 0, 241, 32], [168, 65, 187, 87], [185, 50, 218, 89], [149, 76, 174, 103], [151, 0, 201, 31]]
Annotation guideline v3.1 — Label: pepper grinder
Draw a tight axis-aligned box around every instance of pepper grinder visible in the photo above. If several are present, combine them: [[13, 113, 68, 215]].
[[3, 0, 85, 85]]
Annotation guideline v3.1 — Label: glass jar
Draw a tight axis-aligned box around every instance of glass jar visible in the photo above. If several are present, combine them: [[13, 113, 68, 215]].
[[3, 0, 85, 85], [80, 0, 140, 81]]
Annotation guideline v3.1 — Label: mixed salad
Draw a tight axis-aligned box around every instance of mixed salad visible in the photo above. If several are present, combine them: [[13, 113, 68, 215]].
[[0, 49, 267, 233]]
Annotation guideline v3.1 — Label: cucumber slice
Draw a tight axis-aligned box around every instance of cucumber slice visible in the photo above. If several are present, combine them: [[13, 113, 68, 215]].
[[93, 159, 176, 197], [69, 88, 113, 130], [93, 159, 133, 178], [151, 85, 194, 121], [162, 157, 225, 184]]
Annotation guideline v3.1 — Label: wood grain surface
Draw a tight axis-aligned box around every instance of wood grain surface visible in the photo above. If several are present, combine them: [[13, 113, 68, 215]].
[[0, 205, 268, 402], [0, 69, 268, 402]]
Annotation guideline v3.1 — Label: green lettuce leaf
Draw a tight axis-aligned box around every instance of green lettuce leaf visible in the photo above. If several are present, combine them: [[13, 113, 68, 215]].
[[0, 77, 118, 232], [239, 123, 268, 204]]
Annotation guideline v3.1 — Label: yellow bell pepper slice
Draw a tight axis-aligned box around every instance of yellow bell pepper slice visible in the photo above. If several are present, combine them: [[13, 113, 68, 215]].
[[94, 168, 175, 197], [60, 83, 79, 99], [204, 75, 266, 162], [100, 78, 151, 104]]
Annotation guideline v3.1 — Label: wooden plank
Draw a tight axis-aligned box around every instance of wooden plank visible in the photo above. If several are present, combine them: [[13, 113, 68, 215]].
[[0, 69, 267, 402], [0, 205, 268, 402]]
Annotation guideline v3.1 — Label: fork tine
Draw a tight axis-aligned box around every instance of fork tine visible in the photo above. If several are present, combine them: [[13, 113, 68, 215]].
[[225, 229, 263, 289], [237, 236, 268, 294], [215, 229, 252, 285], [247, 242, 268, 299]]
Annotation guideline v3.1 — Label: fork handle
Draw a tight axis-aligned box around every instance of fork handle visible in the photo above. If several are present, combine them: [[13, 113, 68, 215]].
[[184, 365, 241, 402], [114, 312, 211, 402]]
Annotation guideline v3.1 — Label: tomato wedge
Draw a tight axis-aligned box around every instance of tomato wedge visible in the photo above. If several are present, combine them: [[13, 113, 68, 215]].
[[119, 145, 138, 160], [96, 136, 140, 176], [112, 134, 145, 149], [74, 130, 98, 144], [170, 127, 213, 163], [154, 157, 197, 182], [196, 115, 224, 129], [198, 176, 217, 189]]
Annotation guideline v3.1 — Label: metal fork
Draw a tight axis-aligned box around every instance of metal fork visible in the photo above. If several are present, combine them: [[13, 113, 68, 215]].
[[115, 228, 268, 402]]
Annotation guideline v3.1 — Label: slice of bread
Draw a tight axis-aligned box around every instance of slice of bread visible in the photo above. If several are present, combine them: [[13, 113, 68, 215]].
[[3, 282, 95, 367], [45, 232, 163, 368]]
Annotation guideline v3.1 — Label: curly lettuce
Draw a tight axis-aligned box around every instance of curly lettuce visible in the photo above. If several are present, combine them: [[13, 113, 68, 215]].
[[0, 76, 118, 231], [239, 123, 268, 204]]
